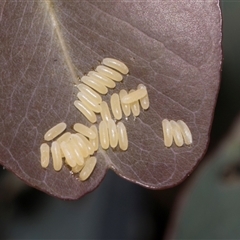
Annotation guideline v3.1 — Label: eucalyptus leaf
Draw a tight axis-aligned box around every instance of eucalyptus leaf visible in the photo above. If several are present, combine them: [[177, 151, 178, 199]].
[[0, 0, 222, 199]]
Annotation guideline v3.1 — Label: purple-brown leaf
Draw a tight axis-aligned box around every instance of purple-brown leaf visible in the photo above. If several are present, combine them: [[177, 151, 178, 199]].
[[0, 1, 222, 199]]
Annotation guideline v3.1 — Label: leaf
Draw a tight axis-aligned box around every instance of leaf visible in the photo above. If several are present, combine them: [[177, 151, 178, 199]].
[[0, 1, 222, 199]]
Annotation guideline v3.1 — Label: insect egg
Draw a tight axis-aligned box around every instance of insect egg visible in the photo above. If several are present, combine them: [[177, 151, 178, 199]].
[[74, 100, 97, 123], [77, 92, 101, 113], [170, 120, 184, 147], [79, 156, 97, 181], [89, 125, 99, 152], [77, 83, 102, 103], [81, 76, 108, 94], [102, 58, 129, 75], [60, 141, 77, 168], [73, 123, 97, 139], [117, 122, 128, 151], [121, 88, 147, 104], [44, 122, 67, 141], [177, 120, 192, 145], [129, 90, 140, 117], [137, 84, 149, 110], [70, 134, 89, 158], [40, 143, 50, 168], [88, 71, 116, 89], [100, 101, 112, 122], [99, 120, 110, 149], [76, 134, 95, 155], [56, 132, 71, 145], [56, 132, 71, 158], [96, 65, 123, 82], [108, 119, 119, 148], [162, 119, 173, 147], [110, 93, 122, 120], [71, 164, 84, 174], [51, 141, 63, 171], [119, 89, 131, 117], [68, 138, 85, 166]]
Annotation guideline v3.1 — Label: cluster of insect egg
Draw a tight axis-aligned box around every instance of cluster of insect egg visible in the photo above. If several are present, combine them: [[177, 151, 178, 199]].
[[40, 57, 194, 183], [40, 122, 99, 181], [74, 58, 149, 123], [40, 58, 150, 181], [40, 119, 129, 181], [162, 119, 192, 147]]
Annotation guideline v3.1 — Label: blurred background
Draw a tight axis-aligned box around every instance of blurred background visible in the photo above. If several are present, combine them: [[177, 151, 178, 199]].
[[1, 1, 240, 239]]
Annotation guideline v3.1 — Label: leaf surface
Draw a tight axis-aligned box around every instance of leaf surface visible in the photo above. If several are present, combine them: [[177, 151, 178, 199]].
[[0, 0, 222, 199]]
